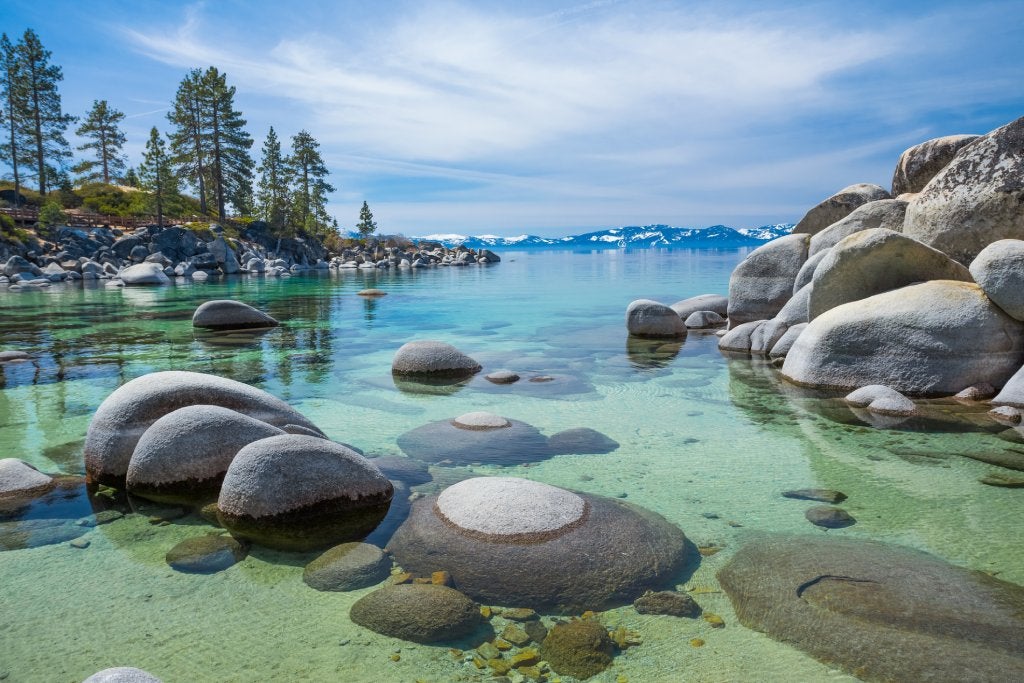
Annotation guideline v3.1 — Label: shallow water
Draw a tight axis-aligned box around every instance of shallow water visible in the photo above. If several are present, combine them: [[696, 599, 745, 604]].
[[1, 249, 1021, 682]]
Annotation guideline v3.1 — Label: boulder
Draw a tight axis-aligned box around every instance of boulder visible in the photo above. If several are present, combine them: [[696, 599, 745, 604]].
[[992, 365, 1024, 408], [633, 590, 701, 617], [718, 320, 765, 353], [391, 341, 481, 378], [4, 255, 41, 277], [388, 477, 686, 612], [217, 434, 393, 551], [717, 535, 1024, 681], [0, 458, 53, 497], [396, 412, 550, 466], [727, 234, 809, 326], [750, 320, 789, 356], [891, 134, 979, 196], [845, 385, 916, 416], [84, 371, 323, 487], [807, 229, 972, 320], [0, 350, 31, 363], [349, 583, 482, 644], [683, 310, 725, 329], [165, 534, 248, 573], [546, 427, 619, 455], [807, 199, 908, 256], [485, 369, 520, 384], [792, 183, 891, 236], [670, 294, 728, 320], [82, 668, 163, 683], [125, 405, 285, 504], [303, 541, 391, 591], [129, 244, 150, 263], [768, 323, 807, 359], [111, 235, 144, 260], [804, 506, 856, 528], [903, 116, 1024, 264], [540, 619, 615, 679], [192, 300, 279, 330], [774, 284, 811, 325], [151, 226, 203, 263], [969, 239, 1024, 321], [783, 281, 1024, 395], [626, 299, 686, 338], [119, 263, 170, 286]]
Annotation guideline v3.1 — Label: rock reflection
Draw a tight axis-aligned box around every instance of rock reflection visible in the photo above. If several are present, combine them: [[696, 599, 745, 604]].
[[625, 336, 683, 370]]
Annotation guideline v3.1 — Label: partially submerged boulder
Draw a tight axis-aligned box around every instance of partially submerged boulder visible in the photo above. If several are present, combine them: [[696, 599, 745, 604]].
[[396, 412, 550, 465], [727, 234, 809, 326], [349, 583, 482, 644], [626, 299, 686, 338], [670, 294, 728, 320], [717, 535, 1024, 682], [845, 385, 916, 416], [192, 300, 279, 330], [0, 458, 53, 498], [683, 310, 725, 329], [119, 262, 170, 286], [792, 183, 891, 236], [303, 541, 391, 591], [782, 281, 1024, 395], [718, 320, 765, 353], [541, 618, 615, 679], [547, 427, 619, 455], [391, 341, 481, 378], [891, 134, 979, 196]]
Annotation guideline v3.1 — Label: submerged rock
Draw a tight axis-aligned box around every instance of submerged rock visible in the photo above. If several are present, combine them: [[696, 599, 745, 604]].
[[396, 412, 550, 465], [633, 590, 701, 617], [670, 293, 728, 320], [845, 385, 916, 417], [303, 541, 390, 591], [540, 619, 615, 680], [804, 506, 856, 528], [192, 300, 279, 330], [781, 489, 847, 504], [717, 535, 1024, 681], [485, 369, 520, 384], [546, 427, 619, 455], [388, 477, 687, 612], [349, 583, 482, 643], [626, 299, 686, 338], [391, 340, 481, 378], [165, 534, 248, 573], [82, 667, 163, 683]]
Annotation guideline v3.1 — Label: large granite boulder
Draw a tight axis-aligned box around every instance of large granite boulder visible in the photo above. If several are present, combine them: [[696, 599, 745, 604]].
[[903, 116, 1024, 264], [151, 226, 204, 263], [217, 434, 393, 550], [626, 299, 686, 338], [717, 535, 1024, 682], [0, 458, 54, 504], [396, 412, 550, 466], [119, 263, 170, 286], [792, 183, 891, 236], [782, 280, 1024, 395], [349, 584, 482, 644], [84, 371, 324, 487], [670, 294, 728, 320], [192, 300, 279, 330], [125, 405, 284, 504], [970, 239, 1024, 321], [807, 199, 908, 256], [303, 541, 391, 591], [718, 320, 765, 353], [391, 341, 481, 378], [388, 477, 687, 612], [807, 228, 972, 320], [891, 134, 979, 196], [793, 250, 830, 293], [3, 255, 41, 277], [727, 234, 809, 326]]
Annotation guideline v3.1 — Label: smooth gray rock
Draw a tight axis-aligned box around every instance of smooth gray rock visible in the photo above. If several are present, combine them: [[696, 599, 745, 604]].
[[397, 413, 550, 465], [768, 323, 807, 359], [626, 299, 686, 338], [0, 350, 31, 362], [969, 239, 1024, 321], [727, 234, 809, 326], [807, 228, 972, 320], [192, 300, 279, 330], [82, 667, 163, 683], [992, 364, 1024, 408], [119, 263, 170, 286], [903, 116, 1024, 264], [84, 371, 323, 487], [684, 310, 725, 329], [217, 434, 394, 551], [750, 320, 789, 356], [718, 535, 1024, 681], [954, 383, 996, 401], [4, 255, 41, 277], [718, 320, 765, 353], [349, 584, 482, 644], [0, 458, 52, 496], [670, 294, 728, 320], [391, 341, 481, 377], [547, 427, 619, 455], [845, 385, 916, 416], [792, 183, 891, 236], [774, 284, 811, 325], [485, 369, 520, 384], [388, 478, 687, 612], [126, 405, 285, 504], [165, 534, 248, 573], [303, 542, 390, 591], [891, 134, 979, 196], [807, 199, 908, 256], [792, 249, 829, 293], [783, 281, 1024, 395]]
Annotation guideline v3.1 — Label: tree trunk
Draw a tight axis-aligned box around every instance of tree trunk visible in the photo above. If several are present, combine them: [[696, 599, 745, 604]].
[[101, 128, 108, 183], [5, 84, 20, 207], [212, 99, 225, 220], [29, 64, 44, 195], [189, 96, 206, 214]]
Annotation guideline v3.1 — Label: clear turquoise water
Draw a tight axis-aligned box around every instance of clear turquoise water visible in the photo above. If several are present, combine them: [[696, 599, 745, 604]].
[[1, 249, 1021, 682]]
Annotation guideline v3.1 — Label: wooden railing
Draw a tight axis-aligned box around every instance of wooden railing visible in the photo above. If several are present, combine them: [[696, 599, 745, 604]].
[[0, 206, 192, 229]]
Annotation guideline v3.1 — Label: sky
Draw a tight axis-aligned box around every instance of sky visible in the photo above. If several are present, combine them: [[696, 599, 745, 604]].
[[2, 0, 1024, 237]]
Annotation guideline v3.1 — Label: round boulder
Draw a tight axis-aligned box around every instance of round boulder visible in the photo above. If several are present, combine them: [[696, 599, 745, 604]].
[[387, 477, 687, 612], [396, 413, 550, 465], [684, 310, 726, 329], [792, 183, 891, 236], [626, 299, 686, 338], [845, 385, 915, 417], [119, 263, 170, 286], [807, 199, 908, 256], [540, 619, 615, 679], [349, 583, 482, 644], [903, 116, 1024, 264], [0, 458, 53, 497], [82, 668, 163, 683], [633, 590, 701, 617], [192, 300, 279, 330], [165, 534, 248, 573], [891, 134, 979, 196], [126, 405, 285, 505], [84, 371, 324, 488], [717, 535, 1024, 681], [303, 541, 390, 591], [217, 434, 394, 551], [782, 281, 1024, 395], [804, 506, 856, 528], [670, 294, 728, 320], [727, 234, 809, 326], [547, 427, 619, 455], [485, 369, 520, 384], [969, 239, 1024, 321], [391, 341, 481, 378]]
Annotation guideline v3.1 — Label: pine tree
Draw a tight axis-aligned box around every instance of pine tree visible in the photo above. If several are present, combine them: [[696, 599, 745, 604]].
[[202, 67, 253, 220], [74, 99, 126, 184], [138, 127, 177, 228], [16, 29, 74, 195], [167, 69, 210, 214], [122, 166, 139, 187], [355, 201, 377, 239], [288, 130, 335, 234], [255, 126, 291, 232], [0, 33, 29, 207]]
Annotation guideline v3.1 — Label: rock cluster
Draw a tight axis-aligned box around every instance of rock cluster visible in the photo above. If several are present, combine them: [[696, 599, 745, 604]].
[[329, 242, 500, 270]]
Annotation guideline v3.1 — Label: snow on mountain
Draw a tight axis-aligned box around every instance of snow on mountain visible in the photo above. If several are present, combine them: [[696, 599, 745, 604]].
[[410, 224, 795, 249]]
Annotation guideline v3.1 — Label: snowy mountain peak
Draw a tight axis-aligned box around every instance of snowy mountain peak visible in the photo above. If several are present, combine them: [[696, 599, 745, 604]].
[[409, 224, 794, 249]]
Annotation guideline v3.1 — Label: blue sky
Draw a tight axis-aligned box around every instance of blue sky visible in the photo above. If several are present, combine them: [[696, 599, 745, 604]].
[[3, 0, 1023, 236]]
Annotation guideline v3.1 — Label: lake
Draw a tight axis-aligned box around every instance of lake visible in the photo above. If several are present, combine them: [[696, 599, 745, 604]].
[[1, 248, 1021, 682]]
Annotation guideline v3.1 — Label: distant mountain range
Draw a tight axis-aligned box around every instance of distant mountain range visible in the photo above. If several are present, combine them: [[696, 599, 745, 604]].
[[405, 224, 794, 249]]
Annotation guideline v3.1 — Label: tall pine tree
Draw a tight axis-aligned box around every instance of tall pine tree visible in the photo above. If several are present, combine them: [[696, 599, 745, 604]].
[[355, 201, 376, 239], [138, 127, 177, 228], [16, 29, 74, 195], [167, 69, 211, 214], [74, 99, 127, 184], [203, 67, 253, 219], [0, 33, 28, 206], [288, 130, 335, 234], [255, 126, 290, 232]]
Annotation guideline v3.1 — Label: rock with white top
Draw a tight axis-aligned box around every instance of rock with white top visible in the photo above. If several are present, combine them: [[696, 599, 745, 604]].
[[82, 668, 163, 683], [396, 412, 550, 465]]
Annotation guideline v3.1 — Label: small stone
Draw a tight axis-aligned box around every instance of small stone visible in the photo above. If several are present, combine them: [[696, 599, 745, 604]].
[[524, 620, 548, 644], [702, 613, 725, 628], [503, 607, 538, 621], [690, 638, 705, 647], [477, 641, 501, 660], [955, 383, 997, 400], [489, 659, 513, 675], [471, 655, 486, 669], [519, 665, 543, 681], [70, 538, 91, 549], [781, 488, 848, 504], [357, 289, 388, 297], [529, 376, 555, 383], [501, 623, 532, 647], [609, 625, 643, 649], [413, 577, 432, 584], [980, 473, 1024, 487], [390, 654, 401, 662], [486, 370, 520, 384], [805, 506, 856, 529], [480, 606, 493, 619], [392, 572, 413, 584], [494, 638, 513, 651], [94, 510, 124, 525], [511, 649, 540, 668], [633, 590, 701, 617], [701, 512, 720, 519], [431, 570, 452, 586], [990, 406, 1023, 426], [697, 546, 723, 557]]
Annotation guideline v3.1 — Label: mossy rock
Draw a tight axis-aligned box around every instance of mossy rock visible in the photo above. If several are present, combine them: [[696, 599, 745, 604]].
[[540, 619, 614, 680], [165, 534, 248, 573], [349, 583, 483, 644]]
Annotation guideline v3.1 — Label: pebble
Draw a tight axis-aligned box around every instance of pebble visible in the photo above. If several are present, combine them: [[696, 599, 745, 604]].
[[503, 607, 538, 621], [501, 624, 531, 646], [69, 538, 91, 549], [805, 506, 856, 529], [702, 613, 725, 628], [486, 370, 520, 384], [980, 473, 1024, 487], [782, 488, 848, 504]]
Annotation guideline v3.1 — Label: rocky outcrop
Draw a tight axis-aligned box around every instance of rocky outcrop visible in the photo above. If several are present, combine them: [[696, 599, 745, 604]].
[[727, 234, 809, 326], [903, 116, 1024, 264], [626, 299, 686, 338], [791, 183, 891, 236], [891, 134, 979, 196], [807, 199, 907, 256]]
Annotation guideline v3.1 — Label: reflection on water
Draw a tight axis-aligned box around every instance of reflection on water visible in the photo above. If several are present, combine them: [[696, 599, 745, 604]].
[[1, 248, 1021, 682]]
